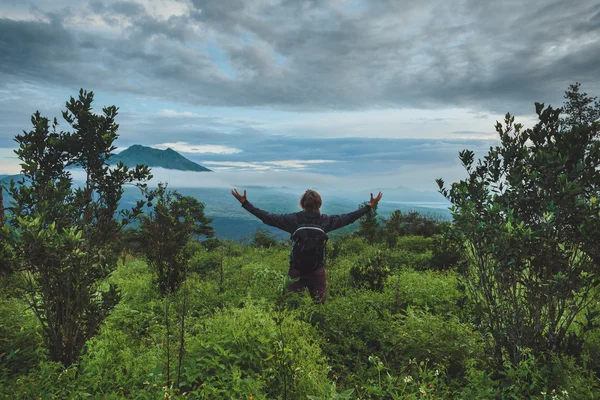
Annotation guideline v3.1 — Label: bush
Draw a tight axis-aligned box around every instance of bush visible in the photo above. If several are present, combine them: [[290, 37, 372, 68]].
[[189, 250, 221, 276], [0, 297, 41, 379], [138, 183, 214, 295], [250, 228, 281, 249], [326, 236, 344, 264], [183, 302, 331, 399], [383, 210, 446, 247], [338, 235, 369, 257], [387, 250, 433, 271], [430, 230, 464, 271], [391, 309, 482, 376], [437, 84, 600, 366], [4, 89, 152, 365], [305, 290, 394, 388], [349, 250, 391, 291], [394, 235, 434, 253], [385, 269, 461, 315]]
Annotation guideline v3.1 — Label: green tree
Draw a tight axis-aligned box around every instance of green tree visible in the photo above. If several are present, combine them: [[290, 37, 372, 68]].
[[561, 82, 600, 127], [138, 183, 214, 296], [0, 183, 4, 227], [356, 202, 381, 245], [0, 184, 14, 275], [6, 89, 152, 365], [136, 183, 213, 387], [382, 210, 445, 248], [250, 227, 280, 249], [436, 84, 600, 369]]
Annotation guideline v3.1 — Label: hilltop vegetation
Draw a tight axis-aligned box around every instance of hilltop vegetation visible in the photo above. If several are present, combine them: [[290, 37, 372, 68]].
[[0, 84, 599, 399]]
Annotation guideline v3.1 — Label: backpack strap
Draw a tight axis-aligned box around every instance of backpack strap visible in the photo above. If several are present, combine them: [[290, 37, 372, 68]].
[[292, 225, 326, 236]]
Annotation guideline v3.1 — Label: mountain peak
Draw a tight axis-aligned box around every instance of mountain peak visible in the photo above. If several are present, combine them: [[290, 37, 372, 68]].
[[110, 145, 211, 172]]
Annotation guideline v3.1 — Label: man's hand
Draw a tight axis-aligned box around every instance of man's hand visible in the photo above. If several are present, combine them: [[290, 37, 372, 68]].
[[232, 188, 247, 204], [368, 192, 383, 208]]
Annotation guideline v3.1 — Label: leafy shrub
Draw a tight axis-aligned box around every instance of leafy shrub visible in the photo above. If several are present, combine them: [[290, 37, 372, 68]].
[[201, 237, 222, 251], [189, 250, 221, 276], [326, 236, 344, 264], [385, 269, 461, 315], [0, 298, 41, 379], [383, 210, 446, 247], [305, 290, 394, 388], [357, 356, 450, 399], [337, 235, 369, 257], [391, 309, 482, 376], [250, 228, 281, 249], [183, 302, 331, 399], [349, 250, 391, 291], [387, 250, 433, 271], [4, 90, 152, 365], [394, 235, 434, 253], [355, 202, 382, 245], [582, 312, 600, 378], [138, 183, 214, 295], [430, 230, 464, 271], [437, 84, 600, 367], [459, 351, 600, 399]]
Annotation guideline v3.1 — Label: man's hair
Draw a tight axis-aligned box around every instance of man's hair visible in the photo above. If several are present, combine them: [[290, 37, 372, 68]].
[[300, 189, 322, 212]]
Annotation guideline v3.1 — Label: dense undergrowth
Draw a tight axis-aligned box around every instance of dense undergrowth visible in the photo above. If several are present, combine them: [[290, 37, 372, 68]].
[[1, 234, 599, 399]]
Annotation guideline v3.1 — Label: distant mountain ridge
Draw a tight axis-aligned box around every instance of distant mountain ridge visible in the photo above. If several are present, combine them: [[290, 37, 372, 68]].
[[110, 145, 211, 172]]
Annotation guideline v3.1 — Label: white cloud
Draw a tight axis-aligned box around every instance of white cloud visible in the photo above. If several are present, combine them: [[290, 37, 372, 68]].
[[201, 161, 272, 170], [159, 109, 206, 118], [99, 165, 467, 192], [265, 108, 539, 139], [153, 142, 242, 154], [202, 159, 339, 170]]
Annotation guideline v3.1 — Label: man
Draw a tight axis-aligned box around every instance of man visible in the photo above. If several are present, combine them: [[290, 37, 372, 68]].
[[231, 188, 383, 303]]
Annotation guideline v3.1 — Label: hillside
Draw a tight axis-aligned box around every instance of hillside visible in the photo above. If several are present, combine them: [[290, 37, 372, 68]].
[[110, 145, 211, 172]]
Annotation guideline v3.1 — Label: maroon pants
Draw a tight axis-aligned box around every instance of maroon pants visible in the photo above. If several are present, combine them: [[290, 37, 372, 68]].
[[288, 266, 327, 304]]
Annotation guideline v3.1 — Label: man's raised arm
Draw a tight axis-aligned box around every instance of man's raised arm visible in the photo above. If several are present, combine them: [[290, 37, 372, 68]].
[[232, 188, 297, 233], [322, 192, 383, 232]]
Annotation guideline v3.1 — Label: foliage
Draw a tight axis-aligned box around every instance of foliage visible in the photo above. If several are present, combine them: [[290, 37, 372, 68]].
[[189, 249, 221, 276], [561, 82, 600, 127], [387, 249, 433, 271], [250, 227, 281, 249], [355, 202, 381, 245], [334, 235, 368, 257], [437, 84, 600, 367], [306, 289, 394, 388], [138, 183, 213, 295], [3, 226, 600, 397], [385, 269, 461, 315], [3, 89, 151, 365], [0, 297, 41, 379], [0, 183, 4, 227], [394, 235, 434, 253], [349, 249, 391, 291], [391, 308, 482, 376], [183, 301, 331, 399], [383, 210, 446, 247], [430, 227, 465, 271]]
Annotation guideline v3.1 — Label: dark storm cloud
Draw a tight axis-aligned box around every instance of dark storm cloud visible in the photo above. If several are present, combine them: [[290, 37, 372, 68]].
[[0, 0, 599, 113]]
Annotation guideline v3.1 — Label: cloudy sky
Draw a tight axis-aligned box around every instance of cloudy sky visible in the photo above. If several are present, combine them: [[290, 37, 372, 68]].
[[1, 0, 598, 191]]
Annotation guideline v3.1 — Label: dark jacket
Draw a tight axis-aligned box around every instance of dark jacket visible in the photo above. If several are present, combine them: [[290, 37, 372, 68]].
[[241, 200, 371, 235]]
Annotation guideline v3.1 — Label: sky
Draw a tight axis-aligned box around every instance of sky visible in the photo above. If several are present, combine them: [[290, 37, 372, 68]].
[[1, 0, 599, 192]]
